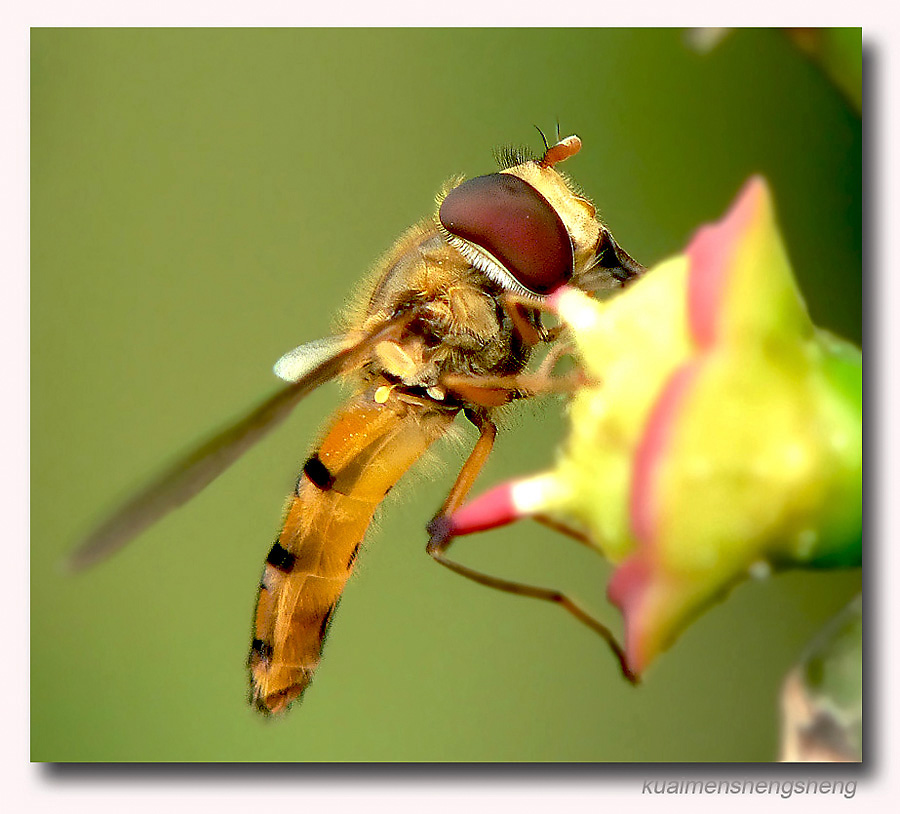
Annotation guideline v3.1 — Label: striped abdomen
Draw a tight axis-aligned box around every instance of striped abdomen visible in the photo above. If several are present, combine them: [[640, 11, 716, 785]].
[[249, 378, 457, 714]]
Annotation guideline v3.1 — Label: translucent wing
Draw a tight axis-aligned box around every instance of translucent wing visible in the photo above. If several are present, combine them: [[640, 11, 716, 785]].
[[273, 335, 358, 382], [66, 314, 412, 571]]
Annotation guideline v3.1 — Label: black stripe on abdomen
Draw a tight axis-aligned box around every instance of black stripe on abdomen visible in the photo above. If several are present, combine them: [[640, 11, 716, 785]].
[[318, 603, 338, 641], [347, 542, 361, 571], [303, 454, 335, 491], [266, 540, 296, 572], [250, 637, 273, 662]]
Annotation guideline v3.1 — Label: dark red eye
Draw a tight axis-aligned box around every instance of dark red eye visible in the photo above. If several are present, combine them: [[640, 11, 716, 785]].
[[438, 173, 573, 295]]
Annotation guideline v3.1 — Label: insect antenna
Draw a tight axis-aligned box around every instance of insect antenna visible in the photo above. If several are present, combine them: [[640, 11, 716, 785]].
[[534, 124, 550, 154]]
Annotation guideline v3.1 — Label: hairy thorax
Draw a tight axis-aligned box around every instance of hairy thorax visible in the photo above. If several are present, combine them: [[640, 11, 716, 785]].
[[352, 224, 528, 394]]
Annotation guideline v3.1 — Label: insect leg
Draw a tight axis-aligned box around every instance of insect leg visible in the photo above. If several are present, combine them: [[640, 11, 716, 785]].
[[440, 369, 581, 409], [532, 513, 594, 550], [499, 290, 566, 347], [438, 409, 497, 517], [427, 456, 637, 684], [534, 338, 574, 378], [500, 297, 544, 348], [426, 523, 637, 683]]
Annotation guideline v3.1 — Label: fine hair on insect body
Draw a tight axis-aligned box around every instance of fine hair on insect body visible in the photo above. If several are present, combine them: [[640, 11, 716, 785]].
[[69, 133, 645, 716]]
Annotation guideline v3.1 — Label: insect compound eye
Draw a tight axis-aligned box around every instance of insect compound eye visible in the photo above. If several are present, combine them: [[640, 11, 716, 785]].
[[439, 173, 574, 296]]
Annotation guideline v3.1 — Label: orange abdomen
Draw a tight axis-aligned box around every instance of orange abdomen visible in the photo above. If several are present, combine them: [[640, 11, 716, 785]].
[[249, 378, 456, 714]]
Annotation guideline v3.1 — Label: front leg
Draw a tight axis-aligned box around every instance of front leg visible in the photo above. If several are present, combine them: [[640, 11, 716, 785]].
[[425, 413, 637, 685]]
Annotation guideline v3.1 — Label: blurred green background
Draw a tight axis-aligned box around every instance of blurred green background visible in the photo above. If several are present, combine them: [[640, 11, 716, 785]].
[[32, 28, 861, 762]]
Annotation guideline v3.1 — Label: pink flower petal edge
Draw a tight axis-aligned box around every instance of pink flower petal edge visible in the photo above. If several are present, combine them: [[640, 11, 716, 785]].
[[444, 483, 518, 536], [610, 361, 700, 674], [686, 176, 766, 349], [610, 177, 769, 674], [628, 362, 700, 547]]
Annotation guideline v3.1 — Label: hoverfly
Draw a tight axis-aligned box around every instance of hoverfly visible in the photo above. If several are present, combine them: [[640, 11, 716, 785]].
[[69, 133, 645, 715]]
